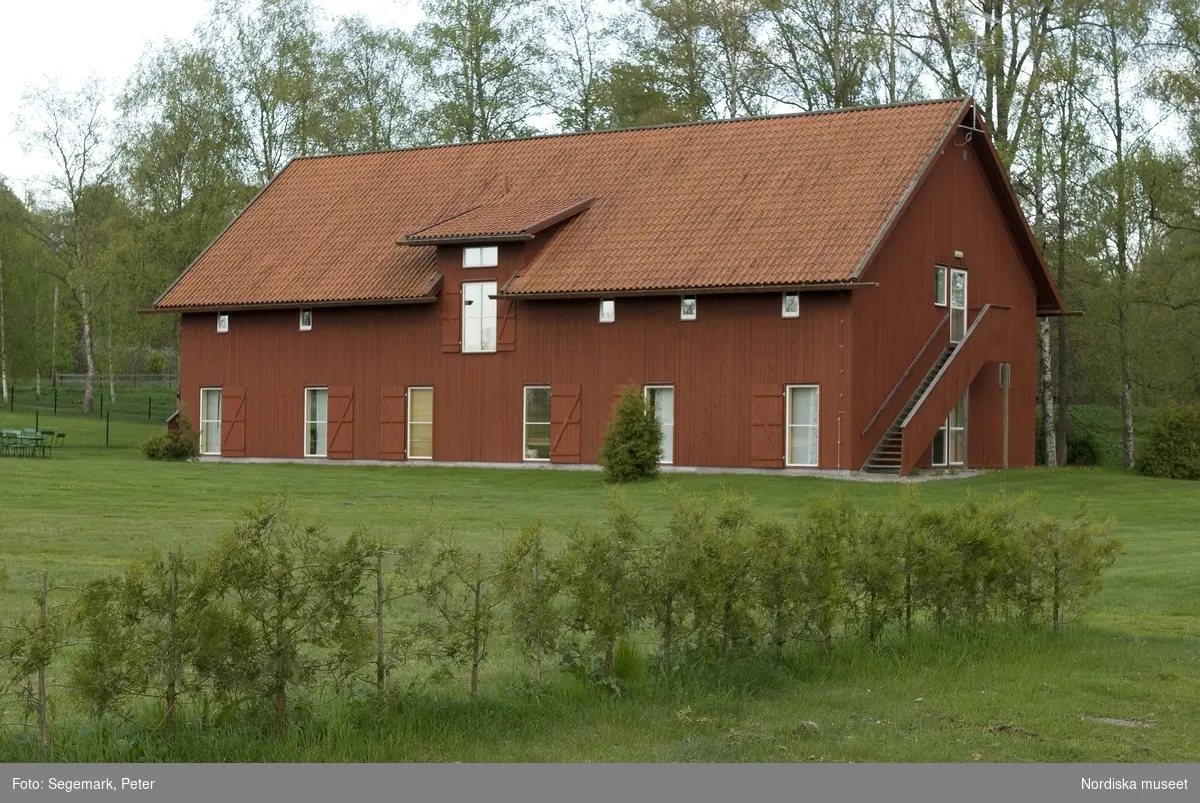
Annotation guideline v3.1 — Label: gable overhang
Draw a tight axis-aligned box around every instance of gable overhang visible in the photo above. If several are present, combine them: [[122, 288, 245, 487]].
[[401, 197, 596, 246], [850, 98, 1065, 315]]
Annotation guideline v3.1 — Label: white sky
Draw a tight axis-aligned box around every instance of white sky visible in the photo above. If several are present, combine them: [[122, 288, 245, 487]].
[[0, 0, 424, 198]]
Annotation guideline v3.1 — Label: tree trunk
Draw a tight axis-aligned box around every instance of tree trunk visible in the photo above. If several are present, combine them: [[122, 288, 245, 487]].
[[1039, 318, 1056, 465], [51, 282, 59, 390], [79, 285, 96, 415], [0, 255, 8, 404], [1119, 317, 1135, 470]]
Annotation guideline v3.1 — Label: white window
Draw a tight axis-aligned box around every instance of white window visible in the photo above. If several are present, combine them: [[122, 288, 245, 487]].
[[644, 386, 675, 464], [523, 386, 551, 461], [786, 385, 819, 467], [600, 298, 616, 323], [408, 386, 433, 459], [681, 296, 697, 321], [932, 394, 967, 467], [200, 388, 221, 455], [462, 281, 498, 353], [934, 265, 948, 307], [463, 246, 498, 268], [216, 313, 229, 333], [305, 387, 328, 457], [782, 292, 800, 318], [299, 309, 313, 331]]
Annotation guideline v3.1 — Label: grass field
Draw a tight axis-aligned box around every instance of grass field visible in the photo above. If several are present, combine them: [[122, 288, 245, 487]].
[[1, 410, 1198, 762]]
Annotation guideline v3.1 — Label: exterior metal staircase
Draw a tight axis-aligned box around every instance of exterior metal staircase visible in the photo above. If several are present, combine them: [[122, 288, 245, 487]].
[[862, 346, 955, 474]]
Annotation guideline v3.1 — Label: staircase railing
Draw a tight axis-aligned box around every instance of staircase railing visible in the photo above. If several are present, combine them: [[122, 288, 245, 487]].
[[899, 304, 1012, 474], [860, 314, 949, 467]]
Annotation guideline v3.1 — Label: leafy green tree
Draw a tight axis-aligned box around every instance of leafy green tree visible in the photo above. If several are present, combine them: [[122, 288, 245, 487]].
[[415, 0, 550, 143], [198, 497, 375, 727], [555, 487, 648, 679]]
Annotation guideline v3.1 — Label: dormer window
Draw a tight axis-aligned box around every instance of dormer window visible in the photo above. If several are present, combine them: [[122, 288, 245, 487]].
[[299, 308, 313, 331], [599, 298, 615, 323], [216, 313, 229, 333], [463, 246, 498, 268], [681, 296, 697, 321], [782, 292, 800, 318]]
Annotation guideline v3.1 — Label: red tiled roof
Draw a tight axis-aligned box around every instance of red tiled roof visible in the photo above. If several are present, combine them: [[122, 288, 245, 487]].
[[405, 196, 595, 242], [154, 99, 971, 310]]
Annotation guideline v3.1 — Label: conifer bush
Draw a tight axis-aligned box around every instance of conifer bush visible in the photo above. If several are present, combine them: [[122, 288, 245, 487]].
[[598, 386, 663, 482]]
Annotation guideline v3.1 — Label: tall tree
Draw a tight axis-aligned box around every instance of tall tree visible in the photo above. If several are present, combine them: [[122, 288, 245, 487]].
[[1077, 0, 1162, 468], [548, 0, 617, 132], [762, 0, 886, 110], [415, 0, 550, 143], [318, 16, 421, 151], [205, 0, 326, 182], [18, 77, 115, 413]]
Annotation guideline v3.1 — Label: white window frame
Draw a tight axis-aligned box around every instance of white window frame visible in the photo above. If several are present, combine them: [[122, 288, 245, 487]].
[[785, 384, 819, 467], [407, 386, 433, 460], [600, 298, 616, 323], [681, 296, 697, 321], [463, 246, 499, 268], [462, 281, 498, 353], [304, 386, 329, 458], [299, 308, 313, 331], [199, 387, 222, 456], [934, 265, 948, 307], [643, 385, 675, 465], [523, 385, 552, 462], [216, 313, 229, 333], [782, 292, 800, 318]]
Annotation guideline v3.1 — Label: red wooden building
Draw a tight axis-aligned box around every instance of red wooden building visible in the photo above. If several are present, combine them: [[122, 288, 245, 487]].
[[150, 98, 1064, 475]]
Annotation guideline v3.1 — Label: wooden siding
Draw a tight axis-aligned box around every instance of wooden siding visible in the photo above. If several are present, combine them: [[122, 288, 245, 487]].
[[900, 305, 1011, 473], [179, 251, 854, 468], [850, 137, 1039, 470]]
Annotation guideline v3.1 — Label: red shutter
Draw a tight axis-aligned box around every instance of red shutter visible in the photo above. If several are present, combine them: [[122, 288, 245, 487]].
[[442, 289, 461, 353], [751, 384, 784, 468], [220, 387, 246, 457], [550, 384, 581, 463], [379, 386, 406, 460], [497, 298, 517, 352], [328, 386, 355, 459]]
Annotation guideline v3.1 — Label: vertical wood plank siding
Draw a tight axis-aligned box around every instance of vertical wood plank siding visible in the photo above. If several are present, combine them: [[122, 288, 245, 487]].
[[851, 139, 1038, 470], [178, 141, 1041, 472]]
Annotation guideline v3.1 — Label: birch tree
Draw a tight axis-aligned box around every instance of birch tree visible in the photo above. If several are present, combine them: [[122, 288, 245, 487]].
[[18, 77, 114, 414]]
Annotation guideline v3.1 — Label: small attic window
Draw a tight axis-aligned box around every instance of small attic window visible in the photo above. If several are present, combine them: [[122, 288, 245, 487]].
[[782, 292, 800, 318], [681, 296, 697, 321], [600, 298, 615, 323], [463, 246, 498, 268], [216, 313, 229, 333], [300, 308, 313, 331]]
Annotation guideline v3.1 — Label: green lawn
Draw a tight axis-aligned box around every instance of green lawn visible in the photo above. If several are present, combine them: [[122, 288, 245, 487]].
[[1, 410, 1198, 762]]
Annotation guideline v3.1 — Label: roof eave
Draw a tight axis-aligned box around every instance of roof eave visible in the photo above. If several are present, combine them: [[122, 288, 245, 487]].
[[401, 233, 535, 247], [497, 281, 876, 300], [141, 295, 440, 315]]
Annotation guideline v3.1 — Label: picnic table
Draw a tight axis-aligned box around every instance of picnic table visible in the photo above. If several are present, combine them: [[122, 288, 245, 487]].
[[0, 429, 65, 458]]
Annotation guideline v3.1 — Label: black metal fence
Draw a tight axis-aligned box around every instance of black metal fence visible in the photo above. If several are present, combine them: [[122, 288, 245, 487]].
[[3, 374, 178, 425]]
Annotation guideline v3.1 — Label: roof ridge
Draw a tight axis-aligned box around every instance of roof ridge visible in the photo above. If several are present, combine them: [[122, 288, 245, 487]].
[[292, 97, 971, 164]]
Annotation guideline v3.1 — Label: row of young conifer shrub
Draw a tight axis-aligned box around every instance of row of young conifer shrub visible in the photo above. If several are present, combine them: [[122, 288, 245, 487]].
[[0, 485, 1120, 736]]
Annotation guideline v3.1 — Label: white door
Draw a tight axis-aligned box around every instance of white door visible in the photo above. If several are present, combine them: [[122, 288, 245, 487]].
[[645, 386, 674, 464], [950, 268, 968, 342]]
